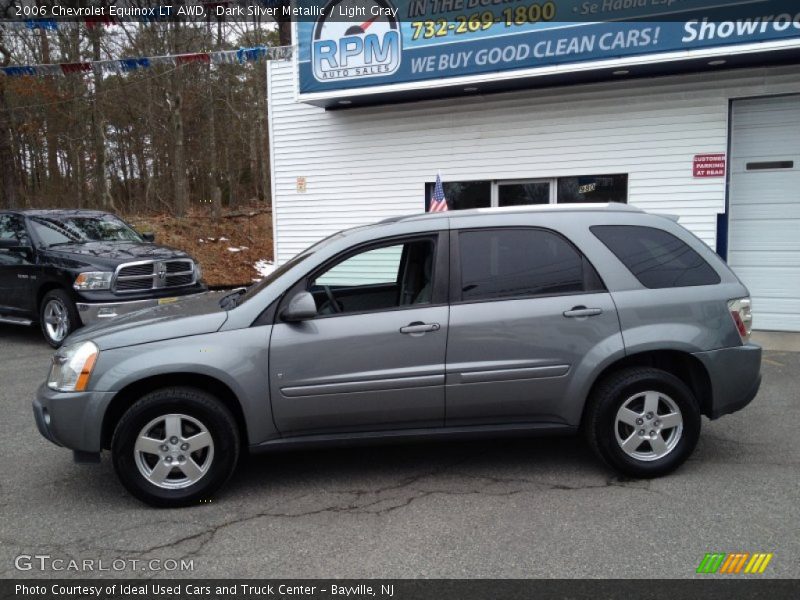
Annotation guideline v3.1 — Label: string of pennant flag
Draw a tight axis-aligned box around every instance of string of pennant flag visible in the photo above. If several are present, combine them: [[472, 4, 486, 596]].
[[0, 45, 293, 77]]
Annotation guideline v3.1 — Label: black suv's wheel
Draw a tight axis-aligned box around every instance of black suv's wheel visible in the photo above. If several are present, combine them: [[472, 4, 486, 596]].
[[112, 387, 240, 508], [40, 289, 79, 348], [585, 367, 701, 478]]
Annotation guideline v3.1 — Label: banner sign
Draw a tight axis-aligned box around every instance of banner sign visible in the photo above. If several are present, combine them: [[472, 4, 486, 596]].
[[1, 46, 292, 78], [295, 0, 800, 99]]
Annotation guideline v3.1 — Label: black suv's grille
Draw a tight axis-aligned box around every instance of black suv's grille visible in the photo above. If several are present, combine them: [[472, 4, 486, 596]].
[[166, 273, 193, 286], [113, 260, 195, 293], [166, 262, 187, 273], [116, 278, 154, 291], [118, 263, 154, 278]]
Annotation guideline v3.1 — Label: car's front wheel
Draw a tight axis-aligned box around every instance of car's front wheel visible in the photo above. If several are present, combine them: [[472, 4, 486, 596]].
[[585, 367, 701, 478], [112, 387, 240, 507]]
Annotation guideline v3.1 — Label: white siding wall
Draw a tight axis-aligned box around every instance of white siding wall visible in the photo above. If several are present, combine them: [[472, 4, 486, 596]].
[[268, 63, 800, 265]]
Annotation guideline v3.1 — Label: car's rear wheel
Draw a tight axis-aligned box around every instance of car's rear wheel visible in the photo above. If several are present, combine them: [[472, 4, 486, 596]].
[[112, 387, 240, 507], [585, 367, 701, 478], [40, 289, 79, 348]]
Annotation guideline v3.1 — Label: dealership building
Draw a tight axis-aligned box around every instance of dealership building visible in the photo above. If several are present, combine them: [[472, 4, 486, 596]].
[[268, 1, 800, 332]]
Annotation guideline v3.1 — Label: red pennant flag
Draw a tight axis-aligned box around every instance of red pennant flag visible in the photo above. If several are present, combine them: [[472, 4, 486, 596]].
[[60, 62, 92, 74], [176, 53, 211, 65]]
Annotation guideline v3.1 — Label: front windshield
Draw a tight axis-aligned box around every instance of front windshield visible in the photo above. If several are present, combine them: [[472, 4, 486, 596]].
[[236, 230, 348, 306], [236, 251, 313, 306], [28, 214, 142, 246]]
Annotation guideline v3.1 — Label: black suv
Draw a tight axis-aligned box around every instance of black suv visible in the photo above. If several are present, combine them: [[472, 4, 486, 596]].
[[0, 210, 206, 346]]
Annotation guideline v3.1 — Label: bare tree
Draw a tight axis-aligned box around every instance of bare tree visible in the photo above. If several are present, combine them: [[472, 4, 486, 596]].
[[89, 26, 113, 211], [1, 20, 280, 214], [0, 33, 18, 208], [277, 1, 292, 46]]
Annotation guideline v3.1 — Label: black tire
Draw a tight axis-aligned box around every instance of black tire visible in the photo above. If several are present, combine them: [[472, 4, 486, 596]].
[[112, 387, 240, 508], [39, 289, 80, 348], [584, 367, 701, 478]]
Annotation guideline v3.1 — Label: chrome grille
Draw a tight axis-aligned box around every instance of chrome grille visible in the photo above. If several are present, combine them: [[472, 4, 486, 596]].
[[166, 273, 193, 287], [116, 278, 153, 292], [113, 259, 195, 293], [118, 263, 154, 278], [166, 262, 187, 273]]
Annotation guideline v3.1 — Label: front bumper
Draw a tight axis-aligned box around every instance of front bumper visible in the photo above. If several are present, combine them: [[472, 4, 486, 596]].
[[76, 293, 205, 326], [33, 383, 115, 453], [693, 343, 762, 419]]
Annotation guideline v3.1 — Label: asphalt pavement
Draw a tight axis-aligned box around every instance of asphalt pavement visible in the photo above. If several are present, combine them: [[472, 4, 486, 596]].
[[1, 324, 798, 579]]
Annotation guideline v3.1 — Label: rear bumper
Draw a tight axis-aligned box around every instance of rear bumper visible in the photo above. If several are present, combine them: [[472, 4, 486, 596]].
[[693, 343, 762, 419], [75, 292, 205, 326]]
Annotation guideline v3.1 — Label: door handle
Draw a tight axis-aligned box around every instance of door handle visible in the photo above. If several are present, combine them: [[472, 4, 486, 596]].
[[563, 306, 603, 318], [400, 322, 441, 334]]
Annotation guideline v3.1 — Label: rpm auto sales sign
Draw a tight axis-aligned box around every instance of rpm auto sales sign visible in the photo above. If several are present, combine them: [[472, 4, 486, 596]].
[[312, 0, 402, 82]]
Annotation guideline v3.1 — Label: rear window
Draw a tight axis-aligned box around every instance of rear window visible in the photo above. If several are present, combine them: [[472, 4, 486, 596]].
[[591, 225, 720, 289]]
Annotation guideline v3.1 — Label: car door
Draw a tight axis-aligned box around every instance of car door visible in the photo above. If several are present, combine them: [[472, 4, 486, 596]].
[[0, 214, 36, 315], [445, 227, 623, 427], [269, 232, 449, 436]]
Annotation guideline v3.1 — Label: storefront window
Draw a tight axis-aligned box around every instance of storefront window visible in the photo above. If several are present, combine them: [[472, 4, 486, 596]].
[[425, 180, 490, 211], [498, 181, 551, 206], [424, 174, 627, 211], [557, 174, 628, 204]]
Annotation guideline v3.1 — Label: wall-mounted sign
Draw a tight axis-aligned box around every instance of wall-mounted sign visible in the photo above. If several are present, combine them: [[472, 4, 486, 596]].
[[693, 154, 726, 178], [296, 176, 307, 193], [295, 0, 800, 102]]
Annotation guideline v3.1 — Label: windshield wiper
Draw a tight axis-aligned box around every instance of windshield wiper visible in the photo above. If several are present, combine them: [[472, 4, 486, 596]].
[[219, 287, 247, 310]]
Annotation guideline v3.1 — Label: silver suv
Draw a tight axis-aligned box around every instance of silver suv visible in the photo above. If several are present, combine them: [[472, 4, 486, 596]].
[[33, 204, 762, 507]]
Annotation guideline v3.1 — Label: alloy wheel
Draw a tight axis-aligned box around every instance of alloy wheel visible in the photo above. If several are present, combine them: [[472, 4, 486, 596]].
[[614, 391, 683, 462], [134, 413, 215, 489], [43, 299, 70, 343]]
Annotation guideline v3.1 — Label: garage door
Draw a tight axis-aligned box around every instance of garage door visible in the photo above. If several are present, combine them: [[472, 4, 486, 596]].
[[729, 95, 800, 332]]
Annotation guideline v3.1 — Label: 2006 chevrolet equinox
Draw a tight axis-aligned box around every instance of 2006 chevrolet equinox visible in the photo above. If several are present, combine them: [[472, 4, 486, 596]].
[[33, 204, 762, 507]]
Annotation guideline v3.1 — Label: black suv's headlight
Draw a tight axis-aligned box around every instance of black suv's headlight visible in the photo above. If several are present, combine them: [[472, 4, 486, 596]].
[[74, 271, 113, 291], [47, 341, 99, 392]]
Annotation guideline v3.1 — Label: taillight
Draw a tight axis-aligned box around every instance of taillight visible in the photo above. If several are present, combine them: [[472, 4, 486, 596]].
[[728, 297, 752, 343]]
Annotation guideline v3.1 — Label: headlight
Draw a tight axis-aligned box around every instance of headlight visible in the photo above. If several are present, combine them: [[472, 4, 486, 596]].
[[74, 271, 113, 291], [194, 262, 203, 281], [47, 341, 99, 392]]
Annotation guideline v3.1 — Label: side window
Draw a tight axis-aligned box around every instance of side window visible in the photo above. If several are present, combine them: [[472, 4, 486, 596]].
[[591, 225, 721, 289], [0, 214, 26, 242], [316, 245, 404, 287], [310, 239, 435, 315], [458, 229, 595, 301], [0, 215, 31, 266]]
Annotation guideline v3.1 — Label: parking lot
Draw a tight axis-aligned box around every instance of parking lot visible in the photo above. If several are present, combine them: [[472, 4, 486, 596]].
[[0, 324, 798, 579]]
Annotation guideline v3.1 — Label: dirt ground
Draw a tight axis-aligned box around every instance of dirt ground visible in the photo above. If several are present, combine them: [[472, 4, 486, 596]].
[[126, 206, 273, 287]]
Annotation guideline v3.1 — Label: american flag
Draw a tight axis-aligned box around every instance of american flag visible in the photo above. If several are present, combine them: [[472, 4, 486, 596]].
[[429, 173, 448, 213]]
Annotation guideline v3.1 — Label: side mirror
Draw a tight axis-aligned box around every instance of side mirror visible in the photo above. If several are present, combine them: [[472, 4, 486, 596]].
[[141, 232, 156, 243], [0, 238, 29, 250], [281, 291, 317, 322]]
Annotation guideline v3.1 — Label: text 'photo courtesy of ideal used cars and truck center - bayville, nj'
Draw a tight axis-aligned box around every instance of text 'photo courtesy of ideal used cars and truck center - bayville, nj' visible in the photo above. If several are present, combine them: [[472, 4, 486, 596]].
[[1, 0, 799, 597]]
